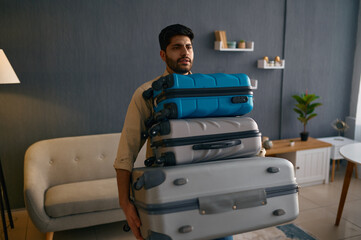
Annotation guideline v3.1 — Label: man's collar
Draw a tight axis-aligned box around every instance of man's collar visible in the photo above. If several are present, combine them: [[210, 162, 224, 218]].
[[162, 70, 192, 76]]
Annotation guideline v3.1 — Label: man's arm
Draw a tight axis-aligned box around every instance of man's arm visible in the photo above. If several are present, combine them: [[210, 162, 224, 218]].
[[116, 169, 144, 240]]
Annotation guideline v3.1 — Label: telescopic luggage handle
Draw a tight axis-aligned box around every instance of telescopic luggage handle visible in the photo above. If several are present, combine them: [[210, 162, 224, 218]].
[[192, 140, 242, 150]]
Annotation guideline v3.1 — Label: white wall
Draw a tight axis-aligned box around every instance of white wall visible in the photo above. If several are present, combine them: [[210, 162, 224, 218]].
[[347, 1, 361, 139], [347, 2, 361, 177]]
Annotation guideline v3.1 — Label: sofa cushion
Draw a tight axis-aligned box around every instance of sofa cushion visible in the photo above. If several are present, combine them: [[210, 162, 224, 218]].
[[45, 177, 120, 218]]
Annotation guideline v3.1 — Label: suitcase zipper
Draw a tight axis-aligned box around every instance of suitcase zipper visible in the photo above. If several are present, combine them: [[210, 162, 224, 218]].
[[265, 184, 299, 198], [134, 184, 298, 215], [134, 198, 199, 215], [151, 130, 260, 148], [155, 87, 253, 104]]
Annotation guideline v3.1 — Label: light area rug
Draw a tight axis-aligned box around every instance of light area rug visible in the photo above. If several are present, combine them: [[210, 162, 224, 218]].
[[233, 224, 317, 240]]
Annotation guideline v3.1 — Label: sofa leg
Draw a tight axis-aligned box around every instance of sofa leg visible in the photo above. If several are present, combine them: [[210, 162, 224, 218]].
[[46, 232, 54, 240]]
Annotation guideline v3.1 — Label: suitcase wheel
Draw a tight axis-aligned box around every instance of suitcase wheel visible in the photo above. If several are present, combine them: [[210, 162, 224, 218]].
[[145, 116, 156, 129], [152, 77, 165, 91], [123, 223, 131, 232], [141, 131, 149, 139], [144, 157, 156, 167], [154, 109, 170, 122], [152, 75, 174, 91], [155, 156, 165, 165], [142, 88, 153, 99], [149, 125, 161, 137], [156, 152, 176, 166]]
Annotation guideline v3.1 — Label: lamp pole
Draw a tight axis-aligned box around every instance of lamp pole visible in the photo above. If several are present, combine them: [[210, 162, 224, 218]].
[[0, 49, 20, 239]]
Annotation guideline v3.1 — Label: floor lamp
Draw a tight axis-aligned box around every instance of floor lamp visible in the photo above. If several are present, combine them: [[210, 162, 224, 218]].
[[0, 49, 20, 240]]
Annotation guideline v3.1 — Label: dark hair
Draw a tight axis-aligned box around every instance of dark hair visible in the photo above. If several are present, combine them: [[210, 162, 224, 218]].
[[159, 24, 194, 51]]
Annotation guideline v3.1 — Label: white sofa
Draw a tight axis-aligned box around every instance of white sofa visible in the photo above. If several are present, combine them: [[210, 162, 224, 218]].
[[24, 133, 146, 240]]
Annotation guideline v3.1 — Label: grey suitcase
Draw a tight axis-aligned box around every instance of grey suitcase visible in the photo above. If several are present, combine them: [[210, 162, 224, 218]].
[[131, 157, 299, 240], [145, 117, 261, 167]]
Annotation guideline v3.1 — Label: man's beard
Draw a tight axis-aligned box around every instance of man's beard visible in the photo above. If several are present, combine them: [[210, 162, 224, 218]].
[[165, 56, 192, 74]]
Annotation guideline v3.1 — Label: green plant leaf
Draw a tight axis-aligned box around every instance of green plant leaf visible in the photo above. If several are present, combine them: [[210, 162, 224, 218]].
[[306, 108, 315, 114], [293, 92, 321, 128], [297, 117, 307, 124], [295, 104, 307, 113], [293, 108, 304, 116], [305, 94, 320, 105], [306, 113, 317, 121], [292, 95, 305, 104], [309, 102, 322, 109]]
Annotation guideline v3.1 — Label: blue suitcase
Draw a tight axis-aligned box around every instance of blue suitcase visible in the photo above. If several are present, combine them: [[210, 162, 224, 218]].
[[143, 73, 253, 126]]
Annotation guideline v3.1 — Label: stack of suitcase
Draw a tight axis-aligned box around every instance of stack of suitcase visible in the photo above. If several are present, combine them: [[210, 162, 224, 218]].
[[131, 73, 299, 240]]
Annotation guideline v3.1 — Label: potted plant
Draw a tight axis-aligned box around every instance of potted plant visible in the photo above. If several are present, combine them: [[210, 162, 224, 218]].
[[292, 92, 322, 141], [238, 40, 245, 49]]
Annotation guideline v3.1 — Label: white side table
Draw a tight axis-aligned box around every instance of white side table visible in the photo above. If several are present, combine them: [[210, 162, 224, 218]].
[[318, 136, 358, 182], [336, 143, 361, 225]]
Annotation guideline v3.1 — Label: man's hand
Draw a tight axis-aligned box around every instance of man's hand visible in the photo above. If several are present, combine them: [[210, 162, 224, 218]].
[[116, 169, 144, 240], [123, 201, 144, 240]]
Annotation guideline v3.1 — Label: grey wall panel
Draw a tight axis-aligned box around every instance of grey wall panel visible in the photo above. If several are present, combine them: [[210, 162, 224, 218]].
[[349, 2, 361, 119], [0, 0, 359, 208], [282, 0, 359, 139]]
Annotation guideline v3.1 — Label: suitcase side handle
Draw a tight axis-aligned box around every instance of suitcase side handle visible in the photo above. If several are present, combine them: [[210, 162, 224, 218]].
[[199, 188, 267, 215], [133, 170, 166, 190], [192, 140, 242, 150], [231, 96, 249, 103]]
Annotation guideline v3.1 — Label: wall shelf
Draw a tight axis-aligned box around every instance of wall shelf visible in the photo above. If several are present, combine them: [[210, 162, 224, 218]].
[[214, 41, 254, 52], [257, 59, 285, 69]]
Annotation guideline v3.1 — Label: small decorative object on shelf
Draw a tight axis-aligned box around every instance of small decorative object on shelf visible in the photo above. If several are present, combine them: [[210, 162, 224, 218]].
[[274, 56, 282, 67], [227, 41, 236, 48], [214, 41, 254, 51], [250, 79, 258, 90], [214, 30, 254, 51], [257, 58, 285, 69], [289, 140, 295, 146], [214, 30, 228, 49], [238, 40, 246, 48]]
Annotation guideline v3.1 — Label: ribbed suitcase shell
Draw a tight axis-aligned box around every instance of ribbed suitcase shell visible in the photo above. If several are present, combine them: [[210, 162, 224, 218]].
[[147, 117, 261, 166], [145, 73, 253, 122], [131, 157, 299, 240]]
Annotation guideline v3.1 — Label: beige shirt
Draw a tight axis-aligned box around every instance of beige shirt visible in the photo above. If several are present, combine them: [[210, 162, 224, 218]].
[[113, 70, 170, 171]]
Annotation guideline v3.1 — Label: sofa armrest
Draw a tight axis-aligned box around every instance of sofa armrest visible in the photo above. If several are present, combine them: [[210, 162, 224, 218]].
[[24, 151, 51, 232]]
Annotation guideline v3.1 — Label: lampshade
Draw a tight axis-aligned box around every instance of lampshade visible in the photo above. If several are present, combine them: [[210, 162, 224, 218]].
[[0, 49, 20, 84]]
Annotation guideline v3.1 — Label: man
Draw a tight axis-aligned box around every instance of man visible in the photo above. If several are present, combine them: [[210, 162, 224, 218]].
[[114, 24, 233, 240]]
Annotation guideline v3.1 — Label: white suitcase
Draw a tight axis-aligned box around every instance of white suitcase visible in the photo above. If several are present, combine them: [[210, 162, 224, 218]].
[[145, 117, 261, 166], [131, 157, 299, 240]]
